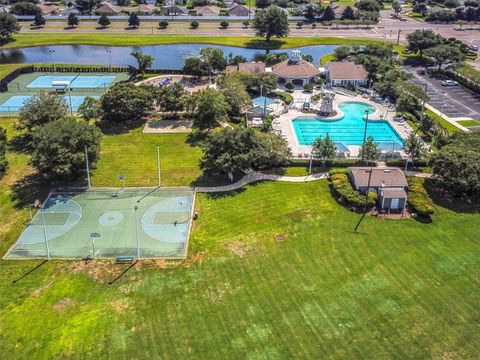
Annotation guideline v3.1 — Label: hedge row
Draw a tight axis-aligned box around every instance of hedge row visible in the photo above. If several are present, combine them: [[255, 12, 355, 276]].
[[271, 90, 293, 105], [407, 177, 435, 218], [330, 173, 377, 211]]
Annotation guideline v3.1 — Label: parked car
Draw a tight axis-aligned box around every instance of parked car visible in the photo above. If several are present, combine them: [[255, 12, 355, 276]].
[[468, 44, 478, 52], [441, 80, 458, 87], [417, 69, 426, 75]]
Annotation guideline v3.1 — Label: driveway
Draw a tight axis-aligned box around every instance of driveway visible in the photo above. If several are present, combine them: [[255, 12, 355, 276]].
[[404, 65, 480, 119]]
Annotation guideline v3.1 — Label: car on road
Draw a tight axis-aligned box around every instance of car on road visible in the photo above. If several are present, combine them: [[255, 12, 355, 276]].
[[468, 44, 478, 51], [441, 80, 458, 87]]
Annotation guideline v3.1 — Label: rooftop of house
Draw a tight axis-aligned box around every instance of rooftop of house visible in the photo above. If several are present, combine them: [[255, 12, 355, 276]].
[[272, 50, 320, 79], [127, 4, 157, 13], [226, 62, 265, 74], [38, 3, 59, 14], [194, 6, 220, 15], [325, 61, 368, 80], [96, 1, 123, 13], [349, 167, 408, 188]]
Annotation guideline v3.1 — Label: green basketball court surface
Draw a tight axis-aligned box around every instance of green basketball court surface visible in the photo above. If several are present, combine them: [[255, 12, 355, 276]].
[[5, 187, 195, 260]]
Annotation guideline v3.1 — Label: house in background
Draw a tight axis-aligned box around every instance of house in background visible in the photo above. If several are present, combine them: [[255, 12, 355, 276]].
[[228, 3, 251, 16], [125, 4, 157, 14], [39, 2, 60, 15], [96, 2, 123, 15], [324, 61, 368, 87], [193, 6, 221, 15], [160, 4, 188, 15], [226, 62, 265, 74], [349, 167, 408, 211]]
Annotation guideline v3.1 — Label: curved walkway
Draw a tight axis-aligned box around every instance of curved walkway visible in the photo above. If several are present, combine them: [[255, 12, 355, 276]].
[[195, 171, 328, 193]]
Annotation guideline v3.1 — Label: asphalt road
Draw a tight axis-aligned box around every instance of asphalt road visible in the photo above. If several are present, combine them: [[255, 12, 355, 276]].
[[405, 65, 480, 119]]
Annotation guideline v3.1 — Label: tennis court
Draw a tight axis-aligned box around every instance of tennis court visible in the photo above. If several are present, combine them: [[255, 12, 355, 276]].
[[5, 187, 195, 259], [27, 75, 116, 89], [0, 95, 100, 113]]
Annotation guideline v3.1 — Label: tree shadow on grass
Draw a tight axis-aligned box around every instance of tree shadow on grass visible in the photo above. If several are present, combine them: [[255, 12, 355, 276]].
[[424, 178, 480, 214], [8, 133, 33, 153], [244, 39, 287, 50], [96, 119, 145, 135], [10, 173, 54, 210], [0, 37, 15, 47], [185, 130, 208, 147]]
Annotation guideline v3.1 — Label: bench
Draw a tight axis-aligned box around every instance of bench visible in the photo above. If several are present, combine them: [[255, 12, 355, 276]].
[[115, 256, 135, 264]]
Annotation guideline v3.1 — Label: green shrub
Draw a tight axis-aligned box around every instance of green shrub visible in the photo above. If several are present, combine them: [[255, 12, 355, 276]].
[[407, 177, 435, 218], [220, 20, 229, 29], [190, 21, 199, 29], [303, 83, 314, 92], [285, 82, 295, 91], [158, 20, 168, 29], [330, 173, 376, 211], [271, 90, 293, 105]]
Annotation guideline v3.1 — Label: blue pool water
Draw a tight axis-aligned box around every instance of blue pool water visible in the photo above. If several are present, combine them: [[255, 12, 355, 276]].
[[292, 102, 404, 149], [0, 95, 99, 112]]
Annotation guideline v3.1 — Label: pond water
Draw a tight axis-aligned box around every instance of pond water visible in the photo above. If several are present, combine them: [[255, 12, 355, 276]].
[[0, 44, 337, 69]]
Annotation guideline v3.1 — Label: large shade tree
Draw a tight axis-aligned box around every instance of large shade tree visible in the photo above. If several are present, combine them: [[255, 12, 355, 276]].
[[425, 44, 465, 70], [406, 29, 441, 58], [100, 83, 154, 123], [252, 5, 289, 42], [191, 88, 230, 131], [429, 132, 480, 196], [0, 13, 20, 40], [17, 93, 69, 132], [200, 127, 291, 177], [30, 119, 102, 180]]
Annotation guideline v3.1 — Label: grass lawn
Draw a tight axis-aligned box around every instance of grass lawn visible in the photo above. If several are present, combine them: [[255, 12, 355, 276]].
[[457, 119, 480, 127], [92, 125, 202, 187], [3, 34, 389, 49], [0, 119, 479, 358], [425, 108, 461, 134]]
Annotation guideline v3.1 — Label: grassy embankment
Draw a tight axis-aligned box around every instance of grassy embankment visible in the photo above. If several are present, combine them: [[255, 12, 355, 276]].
[[3, 34, 388, 49]]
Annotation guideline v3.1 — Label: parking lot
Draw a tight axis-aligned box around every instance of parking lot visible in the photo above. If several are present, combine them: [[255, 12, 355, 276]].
[[405, 65, 480, 119]]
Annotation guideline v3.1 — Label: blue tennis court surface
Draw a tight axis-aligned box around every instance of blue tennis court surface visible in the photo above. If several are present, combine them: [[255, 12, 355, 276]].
[[27, 75, 115, 89], [0, 95, 99, 112]]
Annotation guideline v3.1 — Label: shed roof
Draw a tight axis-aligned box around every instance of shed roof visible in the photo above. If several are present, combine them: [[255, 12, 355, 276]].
[[326, 61, 368, 80], [127, 4, 157, 13], [349, 167, 408, 188], [195, 6, 220, 15], [380, 188, 407, 198]]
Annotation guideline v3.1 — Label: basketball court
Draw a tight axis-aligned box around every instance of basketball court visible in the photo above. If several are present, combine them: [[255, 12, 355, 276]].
[[5, 187, 195, 260]]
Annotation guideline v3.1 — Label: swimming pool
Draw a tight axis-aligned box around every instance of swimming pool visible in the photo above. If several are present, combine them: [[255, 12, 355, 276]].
[[292, 102, 404, 149]]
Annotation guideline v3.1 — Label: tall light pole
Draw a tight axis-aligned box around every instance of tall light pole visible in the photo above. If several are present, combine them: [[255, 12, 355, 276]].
[[84, 145, 91, 188], [420, 82, 428, 126], [67, 86, 73, 116], [106, 49, 112, 72], [40, 205, 51, 260], [157, 145, 161, 187], [360, 109, 370, 164], [354, 167, 373, 233], [49, 49, 56, 72], [134, 205, 140, 259]]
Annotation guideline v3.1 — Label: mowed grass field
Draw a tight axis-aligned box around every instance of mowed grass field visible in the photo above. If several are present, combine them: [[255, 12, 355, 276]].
[[0, 118, 479, 359]]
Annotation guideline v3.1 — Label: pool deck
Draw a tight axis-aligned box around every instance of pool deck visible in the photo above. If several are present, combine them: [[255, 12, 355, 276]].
[[273, 92, 413, 159]]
